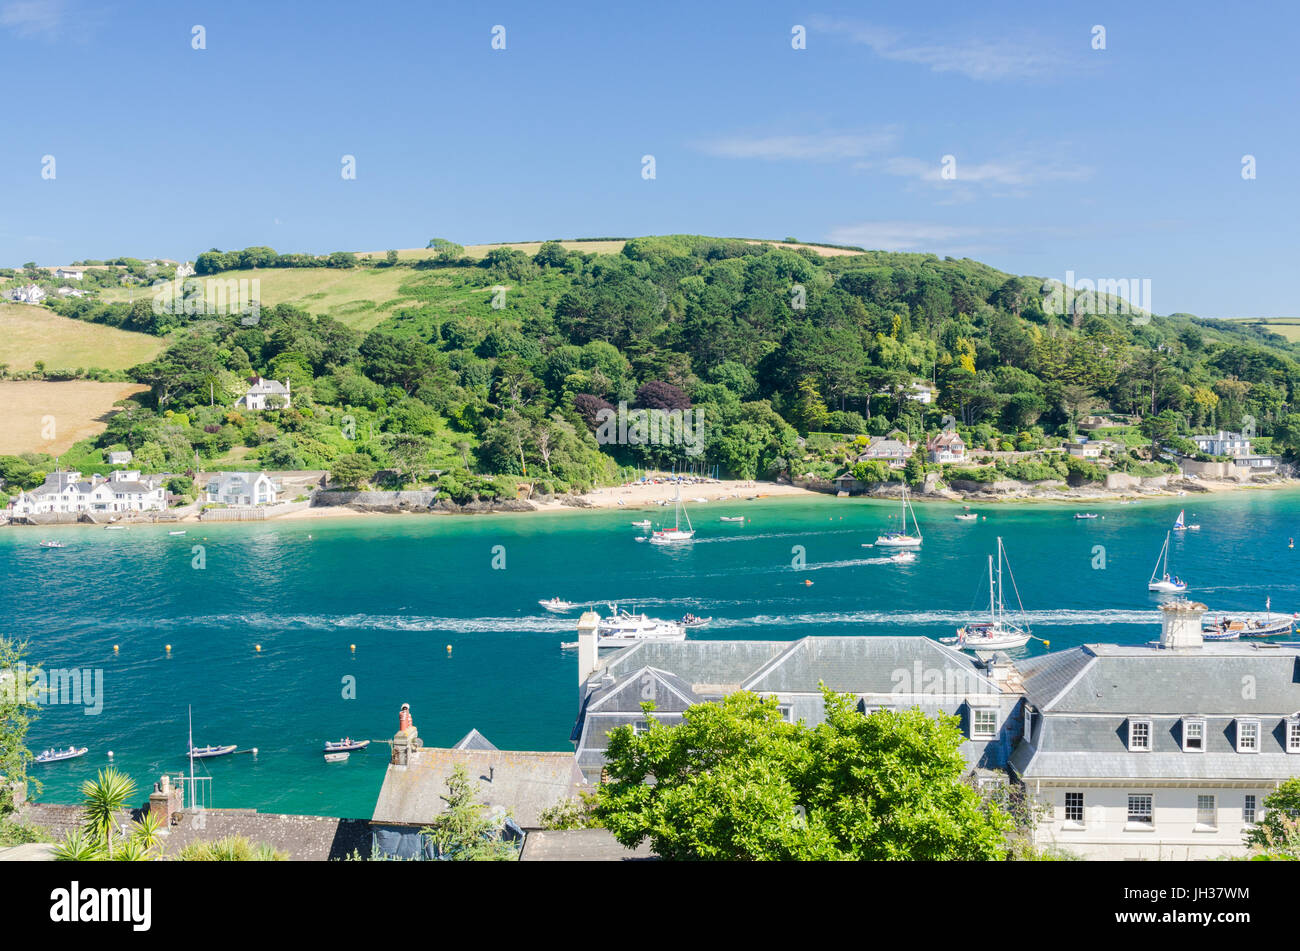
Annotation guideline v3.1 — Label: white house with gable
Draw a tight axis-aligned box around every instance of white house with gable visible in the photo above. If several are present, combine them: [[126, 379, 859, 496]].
[[236, 377, 292, 411], [205, 471, 279, 506]]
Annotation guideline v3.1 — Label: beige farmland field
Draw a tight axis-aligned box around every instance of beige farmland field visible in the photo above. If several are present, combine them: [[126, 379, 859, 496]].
[[1242, 318, 1300, 343], [360, 238, 858, 262], [0, 381, 148, 455], [0, 304, 163, 372]]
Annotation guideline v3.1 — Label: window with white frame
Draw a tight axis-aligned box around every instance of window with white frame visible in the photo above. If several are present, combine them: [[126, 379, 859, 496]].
[[632, 720, 650, 735], [1127, 794, 1154, 827], [777, 704, 794, 723], [1064, 792, 1084, 825], [1183, 718, 1205, 752], [1288, 719, 1300, 753], [1022, 709, 1034, 742], [1243, 795, 1257, 825], [972, 708, 997, 739], [1237, 719, 1261, 753], [1196, 794, 1217, 829], [1128, 719, 1152, 752]]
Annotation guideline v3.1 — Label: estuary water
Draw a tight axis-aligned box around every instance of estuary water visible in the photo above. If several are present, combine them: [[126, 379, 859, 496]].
[[4, 489, 1299, 819]]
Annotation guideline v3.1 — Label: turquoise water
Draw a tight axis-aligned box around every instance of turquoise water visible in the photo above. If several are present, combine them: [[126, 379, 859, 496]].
[[5, 490, 1299, 819]]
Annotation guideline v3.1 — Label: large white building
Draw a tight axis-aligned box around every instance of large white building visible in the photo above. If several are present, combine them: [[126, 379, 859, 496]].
[[8, 470, 167, 515], [205, 471, 279, 506], [236, 377, 291, 411], [1010, 600, 1300, 859]]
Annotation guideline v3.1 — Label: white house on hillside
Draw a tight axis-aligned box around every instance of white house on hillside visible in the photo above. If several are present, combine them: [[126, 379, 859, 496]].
[[236, 377, 292, 411], [1010, 600, 1300, 859], [53, 267, 84, 280], [7, 284, 46, 305], [205, 471, 279, 506], [927, 431, 966, 463], [8, 470, 166, 515]]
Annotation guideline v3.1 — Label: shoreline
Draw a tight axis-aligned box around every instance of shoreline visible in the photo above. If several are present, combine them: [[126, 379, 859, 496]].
[[4, 475, 1298, 530]]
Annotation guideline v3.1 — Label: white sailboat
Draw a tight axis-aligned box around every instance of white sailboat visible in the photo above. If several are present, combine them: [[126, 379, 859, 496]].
[[875, 483, 922, 548], [1147, 531, 1187, 593], [648, 487, 695, 545], [942, 537, 1032, 651], [1172, 509, 1200, 532]]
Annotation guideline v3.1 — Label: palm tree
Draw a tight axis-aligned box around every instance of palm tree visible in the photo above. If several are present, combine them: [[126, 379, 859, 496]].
[[80, 767, 137, 857]]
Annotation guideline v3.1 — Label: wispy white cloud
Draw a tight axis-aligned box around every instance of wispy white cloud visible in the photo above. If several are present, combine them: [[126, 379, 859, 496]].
[[694, 129, 898, 161], [813, 18, 1066, 81], [824, 221, 1007, 256], [873, 154, 1093, 188], [1, 0, 68, 38]]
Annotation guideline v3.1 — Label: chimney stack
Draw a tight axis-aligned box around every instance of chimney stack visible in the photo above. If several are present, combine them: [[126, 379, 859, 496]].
[[577, 611, 600, 688], [1159, 599, 1207, 649], [391, 702, 419, 766]]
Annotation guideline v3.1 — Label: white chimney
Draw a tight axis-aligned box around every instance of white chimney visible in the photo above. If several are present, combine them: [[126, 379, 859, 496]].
[[1160, 599, 1207, 649], [577, 611, 600, 686]]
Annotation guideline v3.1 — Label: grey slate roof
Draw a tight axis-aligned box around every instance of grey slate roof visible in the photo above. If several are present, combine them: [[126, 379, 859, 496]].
[[372, 747, 585, 829], [1019, 643, 1300, 715], [1012, 641, 1300, 782], [453, 728, 498, 751]]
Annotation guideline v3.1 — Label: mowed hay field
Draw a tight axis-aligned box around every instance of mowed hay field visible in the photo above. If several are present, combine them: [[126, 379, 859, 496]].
[[1241, 318, 1300, 342], [0, 304, 163, 372], [99, 267, 417, 331], [0, 381, 148, 454]]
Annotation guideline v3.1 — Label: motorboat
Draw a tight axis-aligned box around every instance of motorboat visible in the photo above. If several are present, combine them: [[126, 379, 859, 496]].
[[538, 598, 576, 612], [324, 738, 370, 754], [188, 744, 237, 759], [681, 613, 712, 628], [1074, 513, 1099, 520], [889, 550, 917, 564], [35, 746, 88, 764], [1202, 600, 1295, 639]]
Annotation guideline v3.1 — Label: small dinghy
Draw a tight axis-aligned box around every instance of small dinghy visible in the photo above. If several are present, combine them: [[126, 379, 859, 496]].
[[888, 550, 917, 564], [1172, 509, 1200, 532], [35, 746, 88, 764], [323, 738, 370, 754], [681, 613, 712, 628], [954, 513, 977, 522], [168, 530, 187, 536], [104, 525, 129, 531], [39, 540, 65, 548], [719, 516, 744, 522], [324, 752, 350, 763], [188, 744, 237, 759], [538, 598, 575, 612], [631, 520, 651, 529], [1074, 513, 1099, 520]]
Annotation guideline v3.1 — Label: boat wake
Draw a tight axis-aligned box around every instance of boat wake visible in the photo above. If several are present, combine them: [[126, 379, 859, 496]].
[[705, 608, 1165, 630]]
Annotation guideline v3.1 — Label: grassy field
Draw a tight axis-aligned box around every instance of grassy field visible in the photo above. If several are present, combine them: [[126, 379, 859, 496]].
[[0, 303, 163, 372], [1238, 318, 1300, 342], [0, 380, 149, 455]]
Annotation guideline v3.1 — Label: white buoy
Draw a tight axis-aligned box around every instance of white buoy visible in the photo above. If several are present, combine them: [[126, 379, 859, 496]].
[[107, 751, 114, 758]]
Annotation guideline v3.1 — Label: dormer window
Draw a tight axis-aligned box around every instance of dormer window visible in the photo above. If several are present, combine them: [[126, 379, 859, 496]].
[[1182, 718, 1206, 752], [1237, 719, 1261, 753], [1128, 719, 1152, 752], [972, 708, 997, 739], [1287, 718, 1300, 754], [1023, 708, 1035, 743]]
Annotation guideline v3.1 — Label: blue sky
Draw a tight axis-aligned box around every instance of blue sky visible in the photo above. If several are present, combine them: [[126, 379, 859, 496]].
[[2, 0, 1296, 317]]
